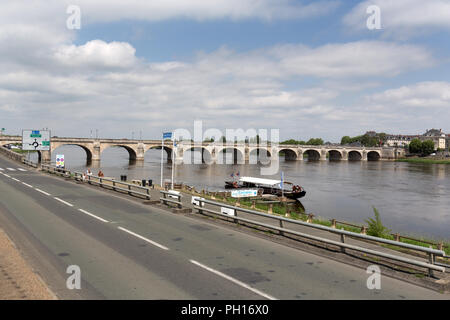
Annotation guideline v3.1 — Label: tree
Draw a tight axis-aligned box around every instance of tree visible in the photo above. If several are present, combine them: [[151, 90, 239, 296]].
[[365, 207, 391, 238], [306, 138, 324, 146], [421, 140, 435, 156], [409, 138, 422, 154], [341, 136, 352, 145]]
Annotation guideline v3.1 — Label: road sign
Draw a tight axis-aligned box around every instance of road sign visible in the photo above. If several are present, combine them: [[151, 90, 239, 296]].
[[163, 132, 173, 140], [22, 130, 51, 151], [231, 189, 258, 198], [56, 154, 65, 168]]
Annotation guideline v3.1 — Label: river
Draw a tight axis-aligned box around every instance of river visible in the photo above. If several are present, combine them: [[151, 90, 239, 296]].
[[28, 146, 450, 240]]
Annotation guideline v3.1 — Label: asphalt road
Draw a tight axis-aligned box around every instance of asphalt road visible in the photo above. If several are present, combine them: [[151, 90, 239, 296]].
[[0, 155, 447, 300]]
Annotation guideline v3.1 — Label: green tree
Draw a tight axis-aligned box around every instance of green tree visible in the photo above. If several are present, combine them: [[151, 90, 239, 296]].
[[409, 138, 422, 154], [421, 140, 435, 156], [341, 136, 351, 145], [365, 207, 391, 238], [306, 138, 324, 145]]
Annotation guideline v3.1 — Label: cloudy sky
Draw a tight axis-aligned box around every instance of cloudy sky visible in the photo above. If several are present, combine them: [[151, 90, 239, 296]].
[[1, 0, 449, 142]]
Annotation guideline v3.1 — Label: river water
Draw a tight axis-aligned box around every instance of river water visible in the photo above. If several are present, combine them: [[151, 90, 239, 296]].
[[29, 146, 450, 240]]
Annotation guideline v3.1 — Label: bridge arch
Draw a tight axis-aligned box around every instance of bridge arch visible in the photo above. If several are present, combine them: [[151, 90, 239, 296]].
[[183, 146, 212, 164], [327, 150, 343, 161], [217, 147, 244, 164], [303, 149, 321, 161], [51, 143, 93, 162], [249, 148, 271, 164], [102, 145, 137, 161], [348, 150, 362, 161], [367, 150, 381, 161], [145, 145, 173, 162], [278, 148, 298, 161]]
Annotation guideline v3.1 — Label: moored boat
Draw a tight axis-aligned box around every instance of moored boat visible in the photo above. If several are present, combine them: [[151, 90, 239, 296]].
[[225, 176, 306, 200]]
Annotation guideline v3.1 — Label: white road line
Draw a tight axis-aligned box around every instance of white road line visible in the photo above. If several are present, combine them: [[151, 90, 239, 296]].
[[11, 178, 20, 182], [0, 168, 4, 171], [117, 227, 169, 251], [35, 188, 51, 196], [22, 182, 33, 188], [7, 168, 16, 171], [78, 209, 109, 223], [17, 168, 27, 171], [54, 197, 74, 207], [189, 260, 277, 300], [3, 174, 10, 178]]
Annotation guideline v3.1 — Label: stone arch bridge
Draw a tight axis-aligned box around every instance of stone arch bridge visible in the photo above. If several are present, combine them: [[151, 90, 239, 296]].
[[0, 136, 402, 164]]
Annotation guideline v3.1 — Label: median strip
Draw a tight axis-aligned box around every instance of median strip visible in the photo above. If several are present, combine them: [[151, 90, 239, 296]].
[[53, 197, 74, 207], [78, 209, 109, 223], [117, 227, 169, 251], [189, 259, 276, 300]]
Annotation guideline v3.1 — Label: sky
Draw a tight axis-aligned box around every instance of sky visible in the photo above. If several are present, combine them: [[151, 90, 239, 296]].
[[1, 0, 450, 142]]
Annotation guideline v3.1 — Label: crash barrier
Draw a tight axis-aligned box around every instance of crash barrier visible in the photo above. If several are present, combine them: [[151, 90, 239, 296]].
[[190, 186, 448, 253], [22, 159, 38, 168], [74, 172, 151, 200], [195, 198, 445, 276], [41, 164, 72, 177], [160, 190, 183, 208]]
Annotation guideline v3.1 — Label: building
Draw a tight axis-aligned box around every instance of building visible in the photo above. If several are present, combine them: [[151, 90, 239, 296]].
[[384, 134, 419, 148], [384, 129, 448, 151]]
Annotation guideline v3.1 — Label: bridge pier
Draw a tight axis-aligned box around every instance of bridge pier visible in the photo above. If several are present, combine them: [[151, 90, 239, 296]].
[[320, 149, 327, 161]]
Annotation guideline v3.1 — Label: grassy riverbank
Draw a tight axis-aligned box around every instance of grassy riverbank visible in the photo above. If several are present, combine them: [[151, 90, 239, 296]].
[[396, 157, 450, 165]]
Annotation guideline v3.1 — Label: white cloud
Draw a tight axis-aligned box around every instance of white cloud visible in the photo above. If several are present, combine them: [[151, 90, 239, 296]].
[[344, 0, 450, 36], [367, 81, 450, 109], [54, 40, 138, 69]]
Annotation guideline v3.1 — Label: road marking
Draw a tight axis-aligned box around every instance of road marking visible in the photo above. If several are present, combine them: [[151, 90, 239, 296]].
[[35, 188, 51, 196], [3, 174, 10, 178], [17, 168, 27, 171], [117, 227, 169, 251], [22, 182, 33, 188], [7, 168, 16, 171], [78, 209, 109, 223], [189, 260, 277, 300], [11, 178, 20, 182], [54, 197, 74, 207], [0, 168, 4, 171]]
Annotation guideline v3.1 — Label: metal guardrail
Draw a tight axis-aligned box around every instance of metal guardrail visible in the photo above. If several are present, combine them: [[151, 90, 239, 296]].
[[160, 190, 183, 208], [41, 164, 72, 177], [76, 173, 151, 200], [195, 198, 445, 276], [22, 159, 38, 168], [39, 164, 152, 200]]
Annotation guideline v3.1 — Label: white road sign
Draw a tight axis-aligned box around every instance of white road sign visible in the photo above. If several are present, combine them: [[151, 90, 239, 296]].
[[22, 130, 50, 151]]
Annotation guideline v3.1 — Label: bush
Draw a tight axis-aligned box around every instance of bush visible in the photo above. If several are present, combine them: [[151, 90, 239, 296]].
[[365, 207, 391, 238]]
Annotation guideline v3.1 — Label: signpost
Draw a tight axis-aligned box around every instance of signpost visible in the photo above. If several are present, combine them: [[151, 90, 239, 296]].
[[56, 154, 65, 168], [22, 130, 51, 151], [161, 132, 173, 187]]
